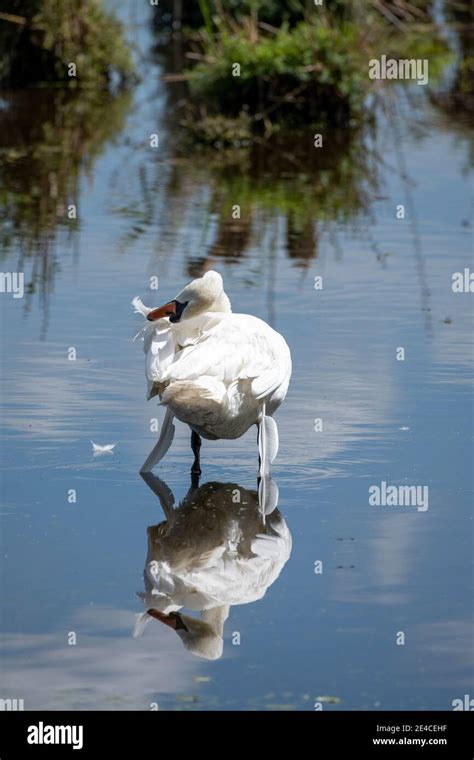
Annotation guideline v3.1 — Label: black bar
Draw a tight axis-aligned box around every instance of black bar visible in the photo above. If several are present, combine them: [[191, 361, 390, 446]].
[[0, 711, 472, 757]]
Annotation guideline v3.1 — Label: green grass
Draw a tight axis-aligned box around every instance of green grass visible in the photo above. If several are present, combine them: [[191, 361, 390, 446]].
[[176, 2, 451, 142]]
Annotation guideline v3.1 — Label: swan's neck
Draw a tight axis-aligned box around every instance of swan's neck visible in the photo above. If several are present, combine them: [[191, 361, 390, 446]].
[[208, 292, 231, 314], [201, 605, 230, 635]]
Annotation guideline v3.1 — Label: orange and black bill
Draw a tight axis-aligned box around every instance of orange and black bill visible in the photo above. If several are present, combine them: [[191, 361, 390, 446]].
[[147, 301, 177, 322], [147, 609, 188, 630], [147, 299, 188, 323]]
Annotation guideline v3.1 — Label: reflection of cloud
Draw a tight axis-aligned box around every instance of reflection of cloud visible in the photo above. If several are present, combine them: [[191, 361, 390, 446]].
[[0, 331, 397, 475], [278, 353, 397, 473], [0, 606, 203, 710], [0, 350, 137, 441], [330, 513, 421, 605], [413, 620, 474, 692]]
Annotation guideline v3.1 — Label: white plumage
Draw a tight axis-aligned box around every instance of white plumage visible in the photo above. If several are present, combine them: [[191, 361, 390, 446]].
[[133, 271, 291, 475], [90, 440, 116, 455]]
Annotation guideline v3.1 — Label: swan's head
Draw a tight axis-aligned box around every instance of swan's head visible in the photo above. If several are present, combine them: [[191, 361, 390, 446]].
[[146, 270, 231, 324], [146, 606, 228, 660]]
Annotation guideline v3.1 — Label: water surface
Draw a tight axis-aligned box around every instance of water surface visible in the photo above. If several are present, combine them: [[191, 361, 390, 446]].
[[0, 3, 473, 710]]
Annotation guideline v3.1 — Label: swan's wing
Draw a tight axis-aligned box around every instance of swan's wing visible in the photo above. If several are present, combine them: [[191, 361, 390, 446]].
[[250, 533, 286, 559], [132, 298, 177, 391], [258, 414, 279, 478], [250, 518, 292, 562], [144, 326, 177, 397], [164, 316, 289, 401], [258, 473, 279, 514]]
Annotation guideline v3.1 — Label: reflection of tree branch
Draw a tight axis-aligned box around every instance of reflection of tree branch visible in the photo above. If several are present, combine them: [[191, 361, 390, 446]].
[[0, 12, 28, 25], [371, 0, 407, 30], [387, 93, 433, 336], [253, 83, 308, 124]]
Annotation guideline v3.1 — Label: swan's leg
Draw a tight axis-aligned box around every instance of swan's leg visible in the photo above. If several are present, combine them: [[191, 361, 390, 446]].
[[257, 403, 279, 477], [257, 403, 267, 477], [140, 408, 175, 474], [191, 430, 202, 479]]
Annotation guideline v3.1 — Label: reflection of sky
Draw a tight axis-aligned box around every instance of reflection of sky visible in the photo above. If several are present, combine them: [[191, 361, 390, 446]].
[[1, 607, 204, 710], [0, 6, 472, 710]]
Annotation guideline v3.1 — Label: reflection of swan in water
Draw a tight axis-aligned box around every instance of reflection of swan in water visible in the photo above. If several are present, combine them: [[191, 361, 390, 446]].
[[133, 473, 292, 660]]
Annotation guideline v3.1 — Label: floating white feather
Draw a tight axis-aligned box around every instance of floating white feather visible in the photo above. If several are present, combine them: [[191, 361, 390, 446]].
[[90, 441, 116, 455]]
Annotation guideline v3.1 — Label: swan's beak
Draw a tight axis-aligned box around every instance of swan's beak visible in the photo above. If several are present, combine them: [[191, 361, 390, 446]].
[[147, 609, 177, 628], [147, 609, 188, 631], [147, 301, 177, 322], [147, 299, 188, 323]]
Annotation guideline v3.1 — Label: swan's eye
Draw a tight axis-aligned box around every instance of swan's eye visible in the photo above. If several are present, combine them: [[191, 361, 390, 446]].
[[169, 300, 188, 323]]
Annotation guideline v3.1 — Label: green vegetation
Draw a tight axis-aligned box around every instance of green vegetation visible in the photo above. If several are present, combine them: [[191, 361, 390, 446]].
[[187, 20, 366, 128], [154, 0, 432, 30], [155, 0, 451, 143], [0, 0, 134, 87]]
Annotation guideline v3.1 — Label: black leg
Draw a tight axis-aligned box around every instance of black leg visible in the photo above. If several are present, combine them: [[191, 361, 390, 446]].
[[256, 423, 261, 472], [191, 430, 202, 478]]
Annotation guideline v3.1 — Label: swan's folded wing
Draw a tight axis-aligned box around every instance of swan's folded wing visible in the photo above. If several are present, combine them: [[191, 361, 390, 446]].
[[164, 317, 286, 400], [250, 533, 286, 559]]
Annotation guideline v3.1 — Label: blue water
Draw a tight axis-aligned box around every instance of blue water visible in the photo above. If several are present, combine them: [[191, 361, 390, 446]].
[[0, 4, 472, 710]]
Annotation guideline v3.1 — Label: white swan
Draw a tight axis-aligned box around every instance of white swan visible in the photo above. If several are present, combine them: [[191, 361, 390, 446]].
[[133, 271, 292, 476], [133, 474, 292, 659]]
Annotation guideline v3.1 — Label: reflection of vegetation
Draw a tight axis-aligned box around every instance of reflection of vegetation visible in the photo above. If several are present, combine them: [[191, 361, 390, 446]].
[[444, 0, 474, 112], [428, 1, 474, 169], [0, 90, 131, 325], [115, 123, 379, 271], [191, 129, 378, 268], [203, 130, 376, 221], [0, 0, 134, 87], [438, 5, 473, 111]]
